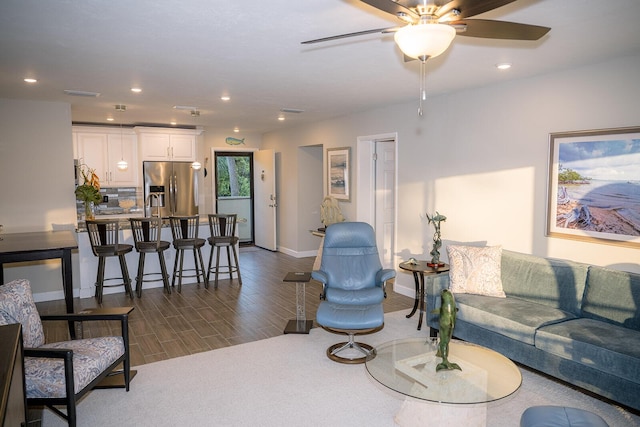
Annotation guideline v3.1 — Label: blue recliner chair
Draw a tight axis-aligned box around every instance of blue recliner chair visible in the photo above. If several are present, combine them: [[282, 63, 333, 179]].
[[313, 222, 396, 363]]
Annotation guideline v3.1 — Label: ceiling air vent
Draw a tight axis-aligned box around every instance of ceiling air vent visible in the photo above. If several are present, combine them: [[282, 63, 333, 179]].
[[280, 108, 304, 114], [64, 89, 101, 97]]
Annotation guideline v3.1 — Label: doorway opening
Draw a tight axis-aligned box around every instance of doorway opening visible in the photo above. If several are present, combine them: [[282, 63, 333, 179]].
[[214, 151, 254, 245]]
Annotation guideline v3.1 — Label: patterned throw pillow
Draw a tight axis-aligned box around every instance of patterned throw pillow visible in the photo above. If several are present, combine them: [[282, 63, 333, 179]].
[[447, 245, 506, 298], [0, 279, 45, 347]]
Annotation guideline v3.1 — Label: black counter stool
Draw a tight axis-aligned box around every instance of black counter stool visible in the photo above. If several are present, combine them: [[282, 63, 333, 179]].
[[169, 215, 207, 292], [85, 219, 134, 303], [206, 214, 242, 288], [130, 217, 171, 297]]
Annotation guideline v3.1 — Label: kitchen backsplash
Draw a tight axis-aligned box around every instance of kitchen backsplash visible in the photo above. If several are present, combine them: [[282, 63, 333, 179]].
[[76, 187, 143, 219]]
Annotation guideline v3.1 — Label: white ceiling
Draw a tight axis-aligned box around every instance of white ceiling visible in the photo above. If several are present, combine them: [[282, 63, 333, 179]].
[[1, 0, 640, 134]]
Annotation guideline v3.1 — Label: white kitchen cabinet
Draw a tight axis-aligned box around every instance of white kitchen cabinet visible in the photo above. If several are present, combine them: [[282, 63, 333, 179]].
[[136, 127, 201, 161], [74, 126, 138, 187], [107, 133, 138, 186]]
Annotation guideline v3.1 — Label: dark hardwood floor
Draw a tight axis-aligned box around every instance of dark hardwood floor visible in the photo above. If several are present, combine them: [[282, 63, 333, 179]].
[[36, 247, 414, 366]]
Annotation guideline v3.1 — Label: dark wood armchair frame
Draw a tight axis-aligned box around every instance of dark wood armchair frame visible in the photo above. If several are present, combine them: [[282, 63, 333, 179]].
[[23, 307, 133, 427]]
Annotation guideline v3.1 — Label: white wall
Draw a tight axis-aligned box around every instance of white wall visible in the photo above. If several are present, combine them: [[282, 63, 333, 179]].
[[263, 54, 640, 294], [297, 145, 323, 254], [0, 98, 79, 296]]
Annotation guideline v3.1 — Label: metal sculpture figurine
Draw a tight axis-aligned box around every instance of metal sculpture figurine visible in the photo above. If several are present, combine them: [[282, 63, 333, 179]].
[[432, 289, 461, 372], [426, 211, 446, 266]]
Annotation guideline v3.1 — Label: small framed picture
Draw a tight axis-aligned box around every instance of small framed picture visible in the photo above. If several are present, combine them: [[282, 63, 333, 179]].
[[546, 126, 640, 247], [327, 147, 351, 201]]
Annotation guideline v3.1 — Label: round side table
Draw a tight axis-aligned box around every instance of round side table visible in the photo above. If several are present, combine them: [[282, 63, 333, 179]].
[[399, 261, 449, 331]]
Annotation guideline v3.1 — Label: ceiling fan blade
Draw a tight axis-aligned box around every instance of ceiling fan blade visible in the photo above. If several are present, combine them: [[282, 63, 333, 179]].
[[360, 0, 419, 22], [301, 27, 398, 45], [453, 19, 550, 40], [438, 0, 517, 20]]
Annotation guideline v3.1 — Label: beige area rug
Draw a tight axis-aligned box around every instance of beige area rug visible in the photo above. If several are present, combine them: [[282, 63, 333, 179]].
[[41, 311, 639, 426]]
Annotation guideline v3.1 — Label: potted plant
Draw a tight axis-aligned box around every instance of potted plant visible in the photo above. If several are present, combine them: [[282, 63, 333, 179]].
[[75, 164, 102, 220]]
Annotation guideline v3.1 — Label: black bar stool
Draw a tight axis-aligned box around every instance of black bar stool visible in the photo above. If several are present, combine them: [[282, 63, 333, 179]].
[[129, 217, 171, 297], [85, 219, 134, 303], [169, 215, 207, 292], [207, 214, 242, 288]]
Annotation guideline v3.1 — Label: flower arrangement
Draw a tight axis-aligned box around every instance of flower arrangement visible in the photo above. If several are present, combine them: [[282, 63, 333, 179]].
[[75, 164, 102, 219]]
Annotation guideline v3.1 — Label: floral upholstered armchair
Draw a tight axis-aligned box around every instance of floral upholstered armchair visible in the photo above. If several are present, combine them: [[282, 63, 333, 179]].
[[0, 279, 133, 427]]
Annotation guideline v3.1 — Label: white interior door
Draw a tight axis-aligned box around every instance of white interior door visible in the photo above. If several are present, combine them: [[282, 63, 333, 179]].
[[356, 134, 398, 270], [375, 140, 396, 269], [254, 149, 277, 250]]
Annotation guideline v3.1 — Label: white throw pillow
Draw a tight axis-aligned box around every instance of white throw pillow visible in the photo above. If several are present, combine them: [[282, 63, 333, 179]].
[[447, 245, 506, 298]]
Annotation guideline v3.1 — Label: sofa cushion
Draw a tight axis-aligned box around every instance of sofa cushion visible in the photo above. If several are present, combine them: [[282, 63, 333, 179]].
[[454, 294, 576, 345], [500, 251, 588, 316], [536, 318, 640, 383], [0, 279, 45, 348], [582, 266, 640, 330], [447, 245, 506, 297], [25, 336, 125, 398]]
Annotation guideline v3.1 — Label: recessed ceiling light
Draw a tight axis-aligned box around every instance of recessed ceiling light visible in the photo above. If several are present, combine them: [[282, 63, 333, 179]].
[[170, 121, 177, 126], [233, 127, 239, 133], [221, 96, 230, 101], [24, 78, 37, 83], [496, 63, 512, 70], [278, 115, 285, 121], [107, 117, 114, 122], [131, 87, 142, 93]]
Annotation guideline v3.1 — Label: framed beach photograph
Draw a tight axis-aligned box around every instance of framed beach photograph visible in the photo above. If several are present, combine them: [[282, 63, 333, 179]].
[[546, 126, 640, 247], [327, 147, 351, 201]]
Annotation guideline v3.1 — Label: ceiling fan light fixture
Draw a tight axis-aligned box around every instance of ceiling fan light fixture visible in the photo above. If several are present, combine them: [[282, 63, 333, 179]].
[[394, 23, 456, 60]]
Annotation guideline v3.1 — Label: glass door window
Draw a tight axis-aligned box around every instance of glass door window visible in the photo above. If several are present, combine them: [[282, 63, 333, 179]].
[[215, 152, 254, 244]]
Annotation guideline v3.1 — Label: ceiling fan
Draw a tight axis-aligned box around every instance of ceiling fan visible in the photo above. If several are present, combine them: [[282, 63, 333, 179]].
[[302, 0, 550, 53], [302, 0, 550, 114]]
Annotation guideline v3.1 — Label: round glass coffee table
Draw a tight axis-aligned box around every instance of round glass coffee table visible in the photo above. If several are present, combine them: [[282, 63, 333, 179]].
[[366, 338, 522, 404]]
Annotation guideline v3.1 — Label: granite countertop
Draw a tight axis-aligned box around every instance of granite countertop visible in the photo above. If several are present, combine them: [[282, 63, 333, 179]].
[[76, 214, 211, 232]]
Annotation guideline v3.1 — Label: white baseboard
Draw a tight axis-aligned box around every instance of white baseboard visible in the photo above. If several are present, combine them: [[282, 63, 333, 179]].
[[392, 273, 415, 299], [32, 289, 71, 303], [278, 246, 318, 259]]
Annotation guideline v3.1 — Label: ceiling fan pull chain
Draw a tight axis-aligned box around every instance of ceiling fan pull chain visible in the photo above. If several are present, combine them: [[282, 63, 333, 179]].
[[418, 58, 428, 116]]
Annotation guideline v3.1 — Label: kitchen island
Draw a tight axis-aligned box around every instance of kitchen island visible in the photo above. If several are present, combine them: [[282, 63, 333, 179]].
[[76, 215, 238, 298]]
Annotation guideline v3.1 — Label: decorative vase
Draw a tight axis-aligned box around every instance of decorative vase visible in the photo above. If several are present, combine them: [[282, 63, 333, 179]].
[[84, 201, 95, 220]]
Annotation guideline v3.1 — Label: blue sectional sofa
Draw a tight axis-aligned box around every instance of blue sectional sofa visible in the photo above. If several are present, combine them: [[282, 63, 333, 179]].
[[425, 250, 640, 412]]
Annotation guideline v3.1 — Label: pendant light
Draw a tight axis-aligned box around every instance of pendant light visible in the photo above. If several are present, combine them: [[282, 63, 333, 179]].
[[115, 105, 128, 171], [394, 21, 456, 116]]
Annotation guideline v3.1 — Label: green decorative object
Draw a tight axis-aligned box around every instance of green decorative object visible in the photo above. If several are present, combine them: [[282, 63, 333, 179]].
[[426, 211, 446, 267], [432, 289, 461, 372], [75, 164, 102, 220], [225, 137, 245, 145]]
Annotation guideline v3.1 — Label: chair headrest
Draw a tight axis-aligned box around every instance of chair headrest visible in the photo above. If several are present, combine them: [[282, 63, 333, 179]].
[[324, 222, 376, 249]]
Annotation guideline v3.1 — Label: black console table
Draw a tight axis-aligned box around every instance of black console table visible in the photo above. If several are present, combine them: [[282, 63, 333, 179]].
[[0, 324, 27, 427]]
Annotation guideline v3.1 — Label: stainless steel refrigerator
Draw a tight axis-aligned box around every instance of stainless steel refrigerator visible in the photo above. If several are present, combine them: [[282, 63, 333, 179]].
[[143, 161, 199, 217]]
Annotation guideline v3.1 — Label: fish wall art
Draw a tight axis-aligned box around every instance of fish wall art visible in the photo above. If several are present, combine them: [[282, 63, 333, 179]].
[[225, 137, 245, 145]]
